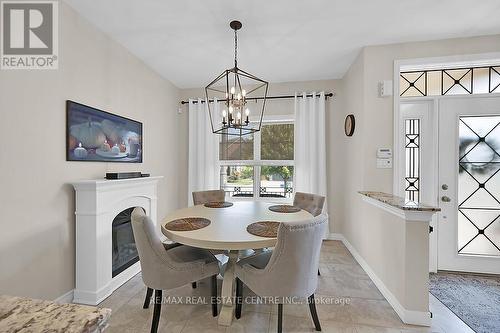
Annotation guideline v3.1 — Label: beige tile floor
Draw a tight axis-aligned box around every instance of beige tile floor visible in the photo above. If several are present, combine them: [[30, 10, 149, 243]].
[[99, 241, 474, 333]]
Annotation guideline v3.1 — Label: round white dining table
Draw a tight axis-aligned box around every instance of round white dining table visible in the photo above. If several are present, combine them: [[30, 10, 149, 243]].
[[161, 201, 313, 326]]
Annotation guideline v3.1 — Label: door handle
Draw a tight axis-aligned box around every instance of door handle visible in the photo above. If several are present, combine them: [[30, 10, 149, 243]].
[[441, 196, 451, 202]]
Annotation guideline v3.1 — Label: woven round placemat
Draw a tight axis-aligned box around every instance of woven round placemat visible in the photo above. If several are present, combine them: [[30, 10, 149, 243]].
[[247, 221, 280, 238], [164, 217, 211, 231], [204, 201, 234, 208], [268, 205, 301, 213]]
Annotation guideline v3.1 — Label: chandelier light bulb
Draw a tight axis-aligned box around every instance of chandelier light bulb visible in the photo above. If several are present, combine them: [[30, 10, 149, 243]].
[[230, 86, 235, 94], [237, 93, 241, 100], [237, 111, 241, 119], [222, 110, 227, 117], [242, 89, 246, 97], [244, 107, 250, 125], [229, 106, 233, 113]]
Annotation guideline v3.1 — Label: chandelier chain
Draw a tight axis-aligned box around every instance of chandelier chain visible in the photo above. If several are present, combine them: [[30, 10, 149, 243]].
[[234, 29, 238, 68]]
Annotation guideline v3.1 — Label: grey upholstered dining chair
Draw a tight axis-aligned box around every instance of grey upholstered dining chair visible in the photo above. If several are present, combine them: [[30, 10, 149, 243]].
[[293, 192, 326, 217], [142, 193, 210, 307], [234, 214, 328, 333], [192, 189, 225, 205], [146, 189, 225, 293], [293, 191, 326, 276], [131, 208, 220, 333], [192, 189, 228, 257], [142, 241, 199, 309]]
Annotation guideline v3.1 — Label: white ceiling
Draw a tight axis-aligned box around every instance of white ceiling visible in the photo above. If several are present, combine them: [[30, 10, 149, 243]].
[[64, 0, 500, 88]]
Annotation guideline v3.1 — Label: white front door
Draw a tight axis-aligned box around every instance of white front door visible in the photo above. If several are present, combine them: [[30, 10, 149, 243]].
[[438, 96, 500, 274]]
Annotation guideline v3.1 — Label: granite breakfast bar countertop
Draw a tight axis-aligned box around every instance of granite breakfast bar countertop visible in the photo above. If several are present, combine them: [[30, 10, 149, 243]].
[[359, 191, 441, 212], [0, 295, 111, 333]]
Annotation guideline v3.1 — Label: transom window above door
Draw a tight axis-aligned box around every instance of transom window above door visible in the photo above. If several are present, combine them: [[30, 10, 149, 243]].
[[220, 122, 294, 200], [400, 65, 500, 97]]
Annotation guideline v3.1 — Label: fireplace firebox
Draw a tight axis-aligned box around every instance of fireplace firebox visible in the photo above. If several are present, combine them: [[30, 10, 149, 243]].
[[112, 207, 139, 277]]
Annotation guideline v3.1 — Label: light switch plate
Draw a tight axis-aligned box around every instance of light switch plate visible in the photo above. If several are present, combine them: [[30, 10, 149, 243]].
[[377, 148, 392, 158]]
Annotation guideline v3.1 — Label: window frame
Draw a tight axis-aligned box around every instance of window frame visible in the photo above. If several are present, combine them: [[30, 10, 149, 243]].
[[219, 115, 295, 203]]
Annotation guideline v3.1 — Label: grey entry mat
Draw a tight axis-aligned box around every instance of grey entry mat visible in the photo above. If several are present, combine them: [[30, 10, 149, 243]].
[[429, 272, 500, 333]]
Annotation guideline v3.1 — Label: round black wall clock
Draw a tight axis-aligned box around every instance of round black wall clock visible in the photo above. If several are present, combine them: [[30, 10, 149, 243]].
[[344, 114, 355, 136]]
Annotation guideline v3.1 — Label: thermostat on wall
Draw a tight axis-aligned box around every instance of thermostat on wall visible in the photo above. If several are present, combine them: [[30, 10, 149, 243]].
[[377, 148, 392, 158], [376, 148, 392, 169]]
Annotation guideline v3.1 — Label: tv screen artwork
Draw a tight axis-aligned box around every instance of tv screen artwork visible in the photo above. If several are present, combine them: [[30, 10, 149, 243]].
[[66, 101, 143, 162]]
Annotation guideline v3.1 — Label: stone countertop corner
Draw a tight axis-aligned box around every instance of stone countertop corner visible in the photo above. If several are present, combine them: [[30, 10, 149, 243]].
[[359, 191, 441, 212]]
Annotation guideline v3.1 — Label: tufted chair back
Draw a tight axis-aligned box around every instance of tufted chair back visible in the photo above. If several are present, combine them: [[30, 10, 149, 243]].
[[293, 192, 325, 217], [192, 190, 225, 205], [236, 214, 328, 298]]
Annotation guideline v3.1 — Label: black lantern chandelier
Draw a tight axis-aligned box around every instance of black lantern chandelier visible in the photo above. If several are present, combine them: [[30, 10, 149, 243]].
[[205, 20, 269, 136]]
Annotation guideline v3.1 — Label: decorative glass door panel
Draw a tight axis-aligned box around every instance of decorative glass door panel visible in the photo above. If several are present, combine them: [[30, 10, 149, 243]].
[[405, 119, 421, 202], [438, 97, 500, 274], [458, 116, 500, 256]]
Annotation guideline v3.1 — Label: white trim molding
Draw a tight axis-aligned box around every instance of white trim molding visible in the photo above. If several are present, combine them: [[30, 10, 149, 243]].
[[54, 289, 75, 304], [327, 233, 344, 241]]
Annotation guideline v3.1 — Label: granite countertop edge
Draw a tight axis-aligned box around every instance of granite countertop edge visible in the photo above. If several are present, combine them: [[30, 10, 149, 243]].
[[359, 191, 441, 212], [0, 295, 111, 333]]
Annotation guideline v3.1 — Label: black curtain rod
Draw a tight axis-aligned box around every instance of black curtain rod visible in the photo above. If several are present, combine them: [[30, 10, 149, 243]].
[[180, 92, 334, 105]]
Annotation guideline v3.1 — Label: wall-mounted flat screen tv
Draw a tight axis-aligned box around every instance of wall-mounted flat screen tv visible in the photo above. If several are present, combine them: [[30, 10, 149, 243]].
[[66, 100, 143, 163]]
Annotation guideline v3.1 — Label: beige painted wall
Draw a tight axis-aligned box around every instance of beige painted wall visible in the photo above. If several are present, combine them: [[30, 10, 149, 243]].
[[178, 79, 344, 233], [335, 51, 366, 240], [0, 2, 181, 300]]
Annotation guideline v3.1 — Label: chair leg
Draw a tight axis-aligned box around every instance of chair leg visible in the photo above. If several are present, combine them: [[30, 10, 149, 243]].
[[143, 287, 153, 309], [211, 275, 218, 317], [277, 303, 283, 333], [317, 269, 321, 276], [151, 290, 162, 333], [192, 282, 197, 289], [235, 278, 243, 319], [308, 294, 322, 331]]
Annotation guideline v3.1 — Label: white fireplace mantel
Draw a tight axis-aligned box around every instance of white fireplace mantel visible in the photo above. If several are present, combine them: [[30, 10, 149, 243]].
[[71, 176, 163, 305]]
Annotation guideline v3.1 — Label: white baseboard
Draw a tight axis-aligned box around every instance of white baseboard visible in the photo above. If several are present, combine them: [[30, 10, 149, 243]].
[[327, 233, 344, 240], [54, 289, 74, 304], [73, 286, 110, 306], [57, 263, 141, 306], [73, 262, 141, 305], [328, 233, 431, 326]]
